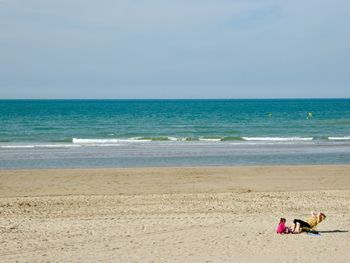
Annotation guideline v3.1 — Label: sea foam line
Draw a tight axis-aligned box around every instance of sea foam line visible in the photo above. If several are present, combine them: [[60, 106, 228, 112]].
[[0, 144, 81, 149], [72, 138, 151, 144], [241, 137, 314, 141], [328, 136, 350, 140], [199, 138, 222, 142]]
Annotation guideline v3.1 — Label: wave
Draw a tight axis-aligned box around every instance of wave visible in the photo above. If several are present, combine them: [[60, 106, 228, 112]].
[[1, 145, 36, 149], [72, 137, 197, 143], [181, 136, 313, 142], [199, 138, 222, 142], [51, 138, 74, 143], [0, 144, 81, 149], [137, 136, 177, 141], [221, 136, 243, 141], [72, 138, 151, 144], [5, 135, 350, 148], [328, 136, 350, 141], [136, 136, 199, 141], [198, 136, 243, 142], [241, 137, 314, 141]]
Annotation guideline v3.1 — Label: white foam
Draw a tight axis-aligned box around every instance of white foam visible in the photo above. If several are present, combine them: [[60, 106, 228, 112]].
[[242, 137, 313, 141], [0, 144, 81, 149], [1, 145, 35, 149], [72, 138, 151, 144], [328, 136, 350, 140], [164, 137, 190, 142], [174, 137, 191, 141], [199, 138, 222, 142]]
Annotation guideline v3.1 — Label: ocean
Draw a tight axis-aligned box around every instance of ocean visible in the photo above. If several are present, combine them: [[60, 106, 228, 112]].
[[0, 99, 350, 169]]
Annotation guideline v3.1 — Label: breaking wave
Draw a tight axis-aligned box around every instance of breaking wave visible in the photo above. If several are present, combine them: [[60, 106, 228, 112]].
[[241, 137, 314, 141], [328, 136, 350, 141]]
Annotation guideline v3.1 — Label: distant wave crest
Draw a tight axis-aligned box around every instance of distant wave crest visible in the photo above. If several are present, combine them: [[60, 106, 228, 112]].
[[0, 144, 81, 149], [241, 137, 314, 141], [328, 136, 350, 141], [72, 137, 195, 143], [72, 138, 150, 144], [4, 135, 350, 149]]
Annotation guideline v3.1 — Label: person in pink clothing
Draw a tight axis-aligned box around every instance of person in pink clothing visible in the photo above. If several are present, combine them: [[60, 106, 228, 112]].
[[276, 218, 292, 234]]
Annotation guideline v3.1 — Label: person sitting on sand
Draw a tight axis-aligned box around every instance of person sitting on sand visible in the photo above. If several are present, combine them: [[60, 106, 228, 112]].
[[292, 212, 326, 233], [276, 218, 292, 234]]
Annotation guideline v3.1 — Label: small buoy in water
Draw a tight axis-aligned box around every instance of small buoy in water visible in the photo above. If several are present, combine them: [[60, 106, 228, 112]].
[[307, 112, 313, 119]]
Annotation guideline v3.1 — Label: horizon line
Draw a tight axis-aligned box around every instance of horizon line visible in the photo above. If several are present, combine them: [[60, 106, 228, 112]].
[[0, 97, 349, 100]]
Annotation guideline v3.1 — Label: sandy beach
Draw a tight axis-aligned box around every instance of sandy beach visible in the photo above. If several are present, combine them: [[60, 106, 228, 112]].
[[0, 165, 349, 262]]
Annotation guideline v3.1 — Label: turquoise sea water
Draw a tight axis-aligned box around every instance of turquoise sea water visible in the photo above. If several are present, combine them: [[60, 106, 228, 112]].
[[0, 99, 350, 168]]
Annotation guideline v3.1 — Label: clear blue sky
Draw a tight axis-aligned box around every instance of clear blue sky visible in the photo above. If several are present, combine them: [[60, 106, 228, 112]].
[[1, 0, 349, 99]]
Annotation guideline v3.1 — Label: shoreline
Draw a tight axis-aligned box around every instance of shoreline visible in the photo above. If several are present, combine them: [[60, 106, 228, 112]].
[[2, 163, 349, 171], [1, 165, 350, 197]]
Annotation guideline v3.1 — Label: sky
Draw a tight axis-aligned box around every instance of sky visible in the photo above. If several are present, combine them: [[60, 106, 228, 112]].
[[0, 0, 349, 99]]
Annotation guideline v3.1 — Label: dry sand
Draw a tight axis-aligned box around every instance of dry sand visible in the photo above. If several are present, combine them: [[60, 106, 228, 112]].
[[0, 165, 349, 262]]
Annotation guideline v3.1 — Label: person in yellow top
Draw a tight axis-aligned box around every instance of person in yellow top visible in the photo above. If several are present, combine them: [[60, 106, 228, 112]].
[[292, 212, 326, 233]]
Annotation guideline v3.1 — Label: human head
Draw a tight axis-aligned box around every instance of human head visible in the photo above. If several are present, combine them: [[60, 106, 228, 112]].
[[318, 212, 326, 222], [280, 218, 286, 223]]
